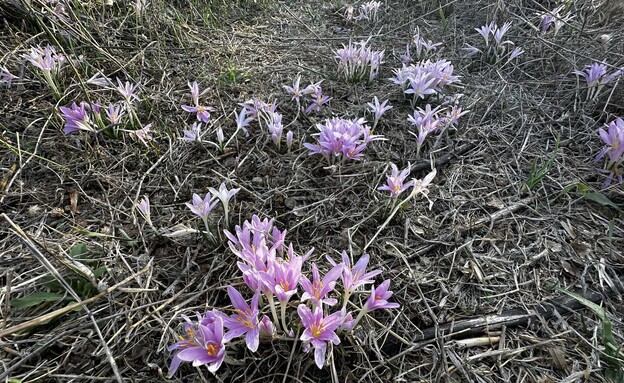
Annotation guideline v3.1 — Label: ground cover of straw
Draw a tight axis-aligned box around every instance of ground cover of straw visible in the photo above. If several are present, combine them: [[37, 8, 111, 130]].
[[1, 0, 624, 382]]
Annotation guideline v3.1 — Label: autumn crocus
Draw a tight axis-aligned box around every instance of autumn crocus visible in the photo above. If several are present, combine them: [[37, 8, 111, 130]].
[[222, 287, 261, 352], [300, 263, 343, 307], [352, 279, 399, 328], [327, 251, 381, 309], [116, 78, 140, 104], [186, 193, 219, 234], [595, 117, 624, 185], [105, 103, 125, 126], [209, 183, 241, 228], [168, 313, 227, 376], [378, 163, 414, 198], [298, 305, 343, 369], [182, 122, 202, 142], [134, 123, 153, 147], [283, 74, 304, 103], [60, 102, 96, 134], [182, 81, 213, 123], [367, 96, 392, 130]]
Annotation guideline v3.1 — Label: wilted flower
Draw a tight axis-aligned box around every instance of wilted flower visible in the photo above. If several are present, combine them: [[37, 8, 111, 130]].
[[297, 305, 343, 369], [411, 168, 437, 209], [378, 163, 414, 198], [136, 195, 151, 224], [539, 6, 573, 35], [134, 123, 153, 146], [59, 102, 96, 134]]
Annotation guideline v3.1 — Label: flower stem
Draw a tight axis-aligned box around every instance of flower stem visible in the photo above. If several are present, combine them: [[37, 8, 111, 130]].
[[351, 307, 368, 330], [280, 301, 289, 335], [266, 293, 281, 331]]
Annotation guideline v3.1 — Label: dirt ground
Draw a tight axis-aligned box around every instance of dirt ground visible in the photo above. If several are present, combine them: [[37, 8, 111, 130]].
[[1, 0, 624, 382]]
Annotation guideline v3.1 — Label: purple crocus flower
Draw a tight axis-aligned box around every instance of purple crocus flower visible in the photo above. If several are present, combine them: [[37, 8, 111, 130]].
[[105, 103, 125, 125], [186, 193, 218, 221], [168, 313, 227, 376], [134, 123, 153, 146], [597, 118, 624, 160], [283, 74, 304, 103], [300, 263, 343, 307], [223, 286, 260, 352], [493, 21, 512, 44], [136, 195, 151, 224], [182, 122, 202, 142], [297, 305, 343, 369], [364, 279, 400, 311], [377, 163, 414, 198], [59, 102, 95, 134], [209, 182, 241, 228], [260, 246, 302, 304], [327, 251, 382, 295], [235, 108, 253, 136], [115, 78, 140, 103], [182, 81, 214, 123], [367, 96, 392, 129], [475, 22, 495, 46], [0, 67, 17, 87]]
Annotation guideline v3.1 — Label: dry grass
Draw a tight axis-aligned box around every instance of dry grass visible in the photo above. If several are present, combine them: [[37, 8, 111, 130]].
[[1, 0, 624, 382]]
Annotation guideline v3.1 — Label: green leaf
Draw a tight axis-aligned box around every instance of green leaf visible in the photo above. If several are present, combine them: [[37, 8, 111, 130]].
[[69, 243, 88, 258], [11, 292, 69, 308], [583, 192, 620, 210]]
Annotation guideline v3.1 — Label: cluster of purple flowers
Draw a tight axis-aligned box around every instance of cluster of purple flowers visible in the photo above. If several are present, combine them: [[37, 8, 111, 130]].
[[283, 75, 332, 114], [23, 44, 69, 96], [406, 98, 468, 157], [334, 40, 384, 83], [168, 215, 399, 375], [345, 1, 382, 23], [401, 27, 441, 64], [304, 117, 384, 162], [573, 63, 623, 101], [596, 117, 624, 186], [240, 98, 294, 150], [463, 21, 523, 65], [378, 164, 438, 208], [390, 59, 459, 104]]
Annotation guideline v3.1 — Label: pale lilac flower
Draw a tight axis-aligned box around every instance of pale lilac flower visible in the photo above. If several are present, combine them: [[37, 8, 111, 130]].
[[539, 6, 573, 35], [300, 263, 343, 307], [412, 168, 437, 209], [222, 287, 260, 352], [411, 27, 442, 59], [59, 102, 95, 134], [367, 96, 392, 129], [377, 163, 414, 198], [507, 47, 524, 63], [408, 104, 442, 156], [334, 40, 384, 83], [0, 67, 17, 87], [354, 1, 381, 22], [283, 74, 304, 103], [493, 21, 512, 44], [475, 22, 495, 46], [216, 127, 225, 148], [24, 45, 63, 73], [136, 195, 151, 224], [446, 105, 469, 126], [167, 313, 227, 376], [297, 305, 343, 369], [286, 131, 294, 151], [187, 81, 209, 106], [363, 279, 400, 311], [182, 82, 213, 123], [267, 112, 284, 147], [186, 193, 218, 221], [115, 78, 140, 103], [209, 182, 241, 227], [327, 251, 381, 296], [134, 123, 153, 146], [182, 122, 202, 142], [304, 86, 332, 114], [105, 103, 125, 125], [235, 108, 253, 136], [596, 118, 624, 163], [574, 63, 623, 101]]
